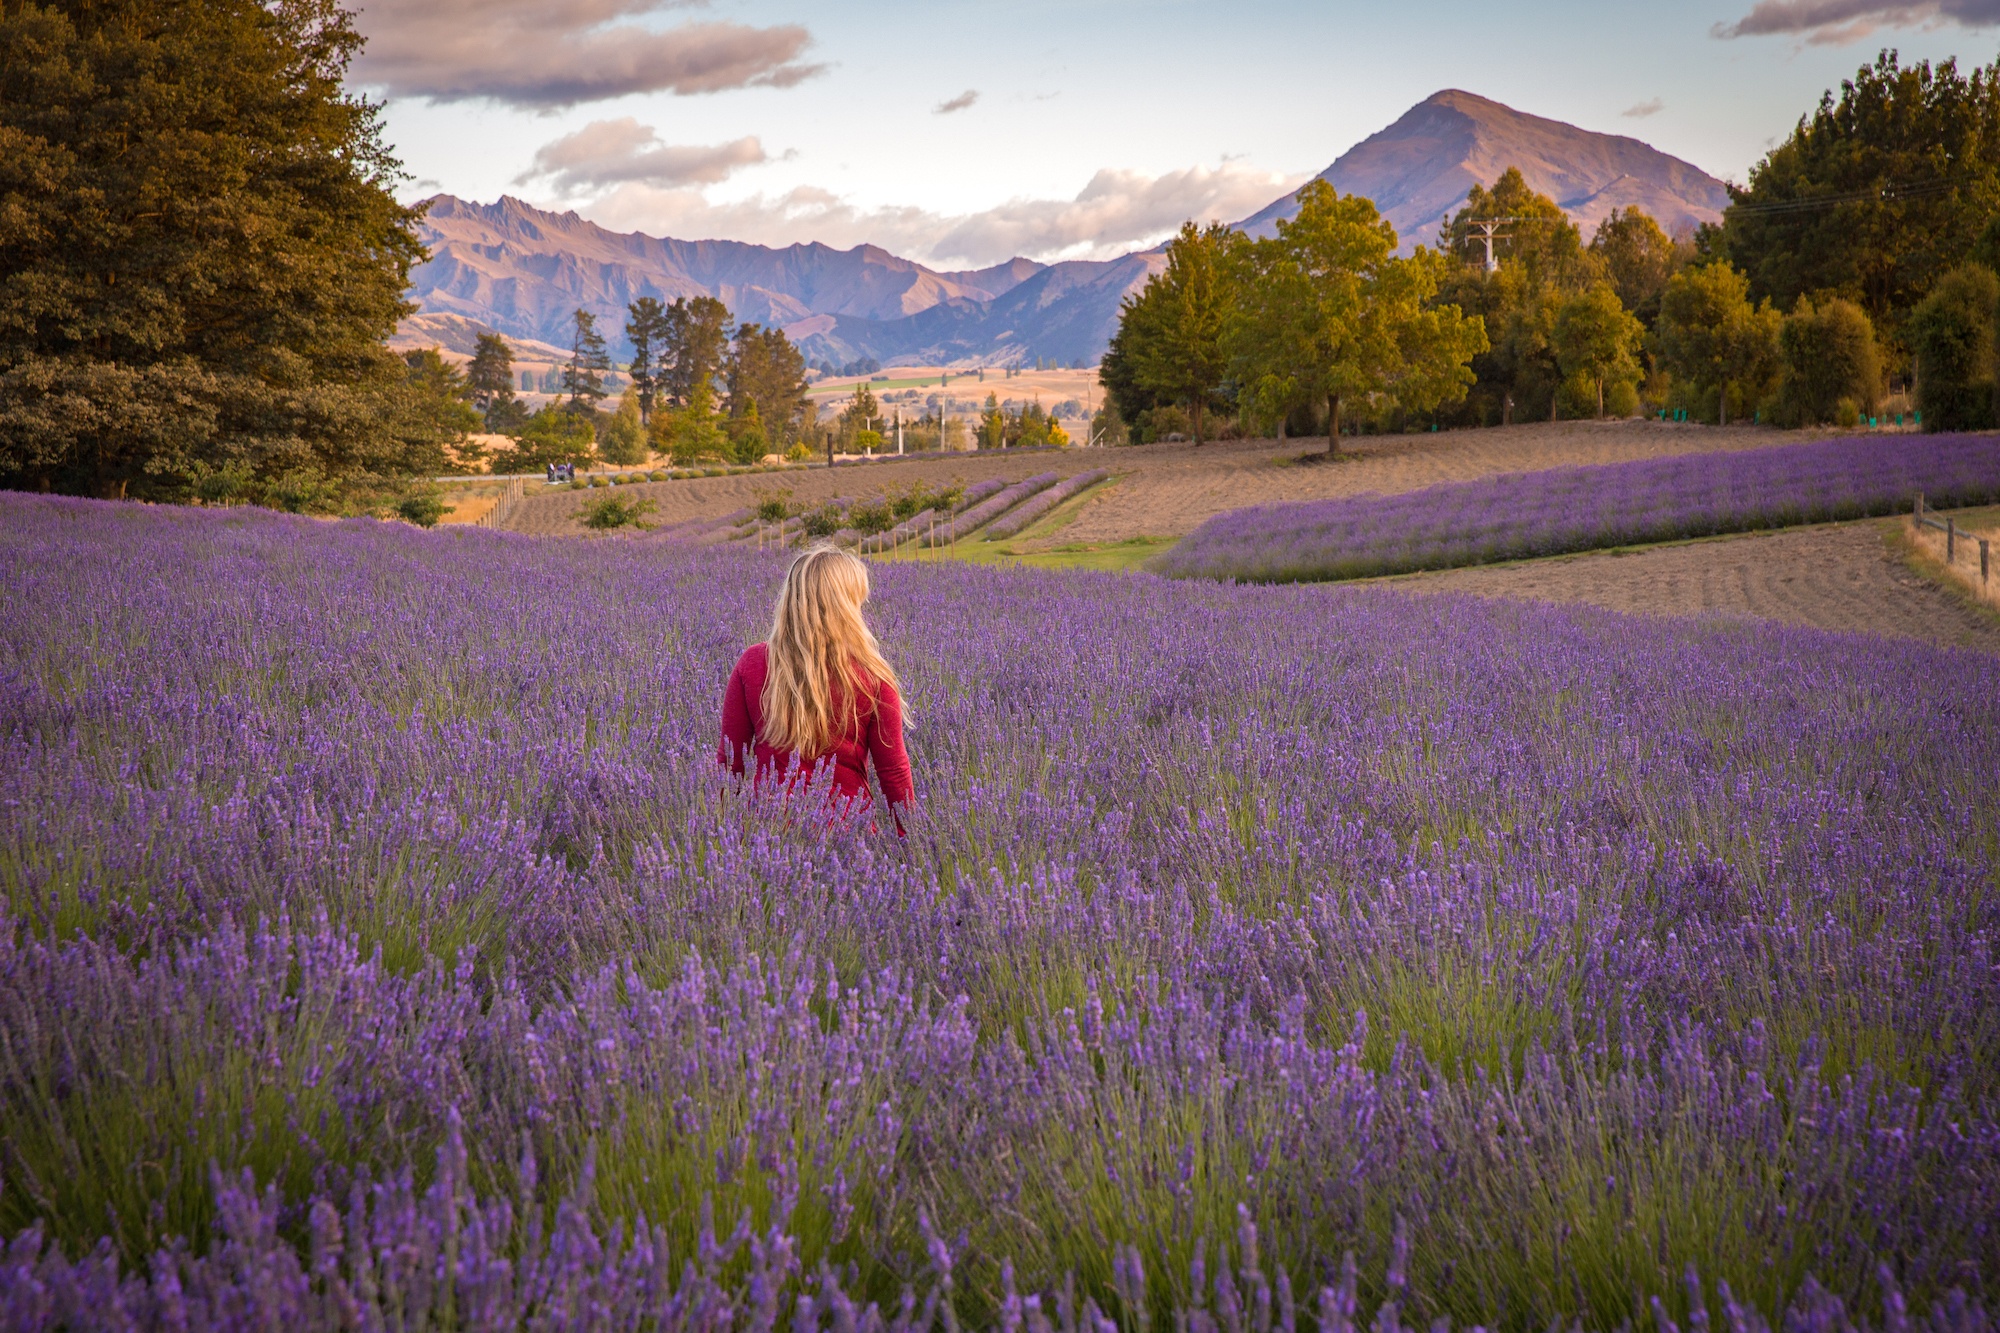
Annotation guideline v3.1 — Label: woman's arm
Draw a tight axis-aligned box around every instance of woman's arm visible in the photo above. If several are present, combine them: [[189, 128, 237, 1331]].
[[717, 659, 755, 774], [867, 681, 916, 817]]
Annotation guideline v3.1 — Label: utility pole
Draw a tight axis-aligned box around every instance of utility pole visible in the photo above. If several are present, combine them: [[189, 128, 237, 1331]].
[[1447, 215, 1524, 273]]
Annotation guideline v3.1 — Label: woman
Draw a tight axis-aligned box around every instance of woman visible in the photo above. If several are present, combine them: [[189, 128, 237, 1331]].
[[717, 542, 914, 827]]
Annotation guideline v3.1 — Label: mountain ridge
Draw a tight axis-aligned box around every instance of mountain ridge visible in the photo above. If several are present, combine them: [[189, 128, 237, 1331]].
[[401, 91, 1730, 368]]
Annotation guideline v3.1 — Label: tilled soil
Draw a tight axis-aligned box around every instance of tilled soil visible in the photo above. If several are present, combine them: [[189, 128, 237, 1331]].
[[499, 420, 1788, 539], [1389, 521, 2000, 653]]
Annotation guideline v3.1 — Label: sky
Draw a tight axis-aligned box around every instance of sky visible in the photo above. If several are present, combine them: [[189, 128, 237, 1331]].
[[353, 0, 2000, 270]]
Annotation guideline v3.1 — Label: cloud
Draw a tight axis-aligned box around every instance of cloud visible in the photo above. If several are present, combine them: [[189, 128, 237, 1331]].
[[1623, 98, 1665, 118], [1713, 0, 2000, 41], [350, 0, 821, 107], [518, 120, 768, 193], [934, 89, 980, 115], [573, 162, 1308, 268]]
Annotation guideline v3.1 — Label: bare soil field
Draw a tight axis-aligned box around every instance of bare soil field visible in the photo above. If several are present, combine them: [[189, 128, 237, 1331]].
[[501, 419, 1787, 539], [1389, 520, 2000, 653]]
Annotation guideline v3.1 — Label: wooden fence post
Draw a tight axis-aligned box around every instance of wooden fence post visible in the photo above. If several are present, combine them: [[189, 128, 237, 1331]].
[[1948, 516, 1956, 563], [1983, 538, 1991, 584]]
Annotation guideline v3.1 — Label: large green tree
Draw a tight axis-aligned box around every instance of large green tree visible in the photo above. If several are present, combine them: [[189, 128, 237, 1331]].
[[624, 296, 667, 423], [1654, 263, 1783, 425], [1714, 51, 2000, 338], [1907, 263, 1999, 430], [659, 296, 731, 409], [1434, 169, 1603, 424], [723, 322, 811, 447], [561, 308, 610, 415], [1122, 221, 1236, 445], [1227, 180, 1485, 455], [0, 0, 426, 500], [1553, 285, 1645, 418]]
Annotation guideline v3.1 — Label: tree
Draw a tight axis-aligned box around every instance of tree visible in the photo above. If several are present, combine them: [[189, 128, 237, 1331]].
[[562, 309, 611, 415], [979, 394, 1007, 449], [464, 333, 524, 434], [723, 323, 812, 447], [1435, 169, 1600, 425], [1654, 263, 1783, 425], [624, 297, 668, 423], [490, 404, 595, 473], [1123, 222, 1235, 444], [1226, 180, 1485, 455], [1907, 264, 1999, 431], [727, 402, 769, 465], [660, 296, 731, 408], [1099, 284, 1167, 431], [840, 383, 881, 450], [649, 374, 728, 464], [1590, 208, 1685, 329], [1774, 296, 1881, 425], [1714, 52, 2000, 339], [397, 349, 483, 471], [1553, 285, 1645, 418], [0, 0, 426, 500], [599, 393, 649, 466]]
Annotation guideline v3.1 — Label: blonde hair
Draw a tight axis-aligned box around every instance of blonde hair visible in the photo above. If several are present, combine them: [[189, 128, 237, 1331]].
[[760, 542, 901, 756]]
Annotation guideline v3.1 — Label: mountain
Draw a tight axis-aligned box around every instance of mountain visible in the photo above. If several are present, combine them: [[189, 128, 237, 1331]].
[[407, 195, 1068, 368], [400, 92, 1731, 367], [1235, 89, 1730, 250]]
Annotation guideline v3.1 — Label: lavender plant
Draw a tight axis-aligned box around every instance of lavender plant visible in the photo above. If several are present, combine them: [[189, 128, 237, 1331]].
[[0, 493, 1996, 1330], [1156, 434, 2000, 582], [981, 470, 1110, 540]]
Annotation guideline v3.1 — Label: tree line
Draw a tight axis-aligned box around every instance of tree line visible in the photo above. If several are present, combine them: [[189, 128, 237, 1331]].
[[456, 297, 816, 475], [1106, 49, 2000, 442]]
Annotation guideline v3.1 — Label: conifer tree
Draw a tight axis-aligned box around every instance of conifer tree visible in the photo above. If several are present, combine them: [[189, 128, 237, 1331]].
[[0, 0, 426, 500], [624, 297, 668, 423], [562, 309, 611, 415]]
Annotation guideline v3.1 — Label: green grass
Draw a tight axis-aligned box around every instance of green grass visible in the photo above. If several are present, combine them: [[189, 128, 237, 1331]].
[[883, 536, 1173, 573]]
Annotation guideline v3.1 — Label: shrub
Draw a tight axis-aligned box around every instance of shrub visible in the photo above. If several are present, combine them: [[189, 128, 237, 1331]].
[[579, 494, 656, 530], [1773, 296, 1881, 427], [395, 493, 448, 528], [1909, 263, 1999, 431]]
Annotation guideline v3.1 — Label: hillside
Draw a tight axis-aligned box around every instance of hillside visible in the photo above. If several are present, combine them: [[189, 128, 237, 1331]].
[[1235, 89, 1729, 249], [400, 91, 1731, 367]]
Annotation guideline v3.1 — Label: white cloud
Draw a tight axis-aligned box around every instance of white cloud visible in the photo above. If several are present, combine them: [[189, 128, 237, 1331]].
[[1623, 99, 1665, 119], [572, 163, 1308, 268], [350, 0, 820, 107], [518, 120, 768, 193], [935, 90, 980, 115], [1713, 0, 1999, 41]]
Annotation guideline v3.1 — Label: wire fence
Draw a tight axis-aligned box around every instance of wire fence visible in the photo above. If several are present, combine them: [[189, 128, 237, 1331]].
[[473, 478, 524, 530], [1914, 492, 1991, 586]]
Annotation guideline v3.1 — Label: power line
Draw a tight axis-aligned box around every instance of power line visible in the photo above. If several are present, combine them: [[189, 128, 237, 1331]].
[[1728, 177, 1961, 216]]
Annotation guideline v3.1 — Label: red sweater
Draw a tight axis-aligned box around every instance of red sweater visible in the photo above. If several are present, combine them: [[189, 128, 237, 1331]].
[[717, 643, 915, 815]]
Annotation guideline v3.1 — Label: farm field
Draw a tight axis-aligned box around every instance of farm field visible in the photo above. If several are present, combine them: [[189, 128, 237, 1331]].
[[501, 420, 1787, 539], [1393, 519, 2000, 652], [1154, 435, 2000, 584], [2, 493, 1998, 1327]]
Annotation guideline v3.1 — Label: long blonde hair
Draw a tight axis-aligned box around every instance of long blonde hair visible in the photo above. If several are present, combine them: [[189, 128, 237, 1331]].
[[760, 542, 901, 756]]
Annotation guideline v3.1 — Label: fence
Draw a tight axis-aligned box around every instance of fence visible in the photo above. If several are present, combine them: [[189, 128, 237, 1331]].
[[473, 478, 524, 530], [1913, 492, 1991, 585]]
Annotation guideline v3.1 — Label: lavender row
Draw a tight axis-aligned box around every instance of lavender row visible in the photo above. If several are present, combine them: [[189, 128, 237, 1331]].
[[982, 469, 1110, 540], [921, 472, 1058, 545], [1156, 434, 2000, 582], [858, 506, 938, 552], [1, 494, 1997, 1325]]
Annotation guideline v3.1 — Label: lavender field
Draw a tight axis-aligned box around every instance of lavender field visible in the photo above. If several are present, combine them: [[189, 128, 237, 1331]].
[[1155, 434, 2000, 583], [0, 493, 1996, 1331]]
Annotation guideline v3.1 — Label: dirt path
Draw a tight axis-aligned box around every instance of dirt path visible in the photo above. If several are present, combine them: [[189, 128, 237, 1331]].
[[500, 419, 1791, 539], [1389, 521, 2000, 653]]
